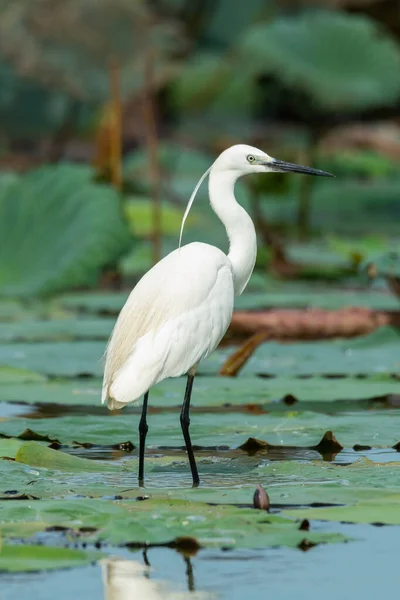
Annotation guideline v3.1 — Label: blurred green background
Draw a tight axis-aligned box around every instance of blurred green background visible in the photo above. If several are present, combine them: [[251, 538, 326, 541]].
[[0, 0, 400, 298]]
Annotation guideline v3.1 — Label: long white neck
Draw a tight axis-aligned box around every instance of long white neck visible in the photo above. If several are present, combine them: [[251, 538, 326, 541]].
[[208, 169, 257, 295]]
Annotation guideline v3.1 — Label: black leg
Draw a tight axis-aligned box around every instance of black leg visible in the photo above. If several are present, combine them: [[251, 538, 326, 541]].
[[142, 548, 151, 568], [180, 374, 199, 487], [138, 391, 149, 487], [184, 556, 195, 592]]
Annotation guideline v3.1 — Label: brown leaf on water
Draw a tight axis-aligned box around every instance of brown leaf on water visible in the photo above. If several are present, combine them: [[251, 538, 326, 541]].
[[244, 403, 267, 415], [238, 437, 271, 454], [113, 441, 134, 452], [282, 393, 298, 406], [78, 526, 98, 534], [386, 395, 400, 408], [298, 519, 310, 531], [0, 429, 60, 444], [253, 484, 270, 512], [48, 442, 62, 450], [298, 539, 317, 552], [72, 441, 93, 449], [353, 444, 372, 451], [239, 431, 343, 459], [72, 440, 134, 452], [0, 493, 39, 501], [219, 332, 269, 377], [229, 307, 389, 341], [312, 431, 343, 454], [220, 307, 390, 376]]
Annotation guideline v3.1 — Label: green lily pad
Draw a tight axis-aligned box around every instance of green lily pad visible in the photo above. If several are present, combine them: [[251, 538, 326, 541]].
[[0, 544, 102, 572], [0, 375, 397, 409], [0, 326, 398, 378], [57, 285, 399, 316], [235, 289, 399, 311], [3, 451, 400, 509], [0, 497, 346, 549], [283, 495, 400, 525], [124, 196, 196, 237], [15, 441, 120, 473], [202, 327, 400, 376], [2, 397, 400, 450], [0, 341, 104, 377], [0, 299, 27, 321], [58, 292, 129, 315], [0, 366, 46, 384], [0, 318, 114, 343], [0, 438, 23, 458]]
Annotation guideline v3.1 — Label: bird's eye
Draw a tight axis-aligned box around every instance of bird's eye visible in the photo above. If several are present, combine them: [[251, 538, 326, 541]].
[[247, 155, 256, 163]]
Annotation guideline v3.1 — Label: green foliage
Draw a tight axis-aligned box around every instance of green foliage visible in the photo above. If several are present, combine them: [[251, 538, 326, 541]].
[[365, 250, 400, 278], [0, 164, 131, 297], [0, 63, 93, 139], [239, 11, 400, 111], [327, 235, 390, 267], [170, 52, 228, 111], [0, 0, 181, 102], [204, 0, 273, 47], [0, 63, 69, 137], [319, 150, 400, 179], [124, 142, 212, 192], [124, 196, 194, 237], [260, 179, 400, 235], [170, 52, 258, 114]]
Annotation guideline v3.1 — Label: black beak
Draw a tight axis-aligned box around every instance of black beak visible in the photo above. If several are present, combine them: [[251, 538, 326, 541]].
[[269, 159, 334, 178]]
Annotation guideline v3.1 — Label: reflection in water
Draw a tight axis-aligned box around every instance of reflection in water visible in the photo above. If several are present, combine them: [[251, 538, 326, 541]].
[[101, 556, 209, 600], [184, 556, 195, 592]]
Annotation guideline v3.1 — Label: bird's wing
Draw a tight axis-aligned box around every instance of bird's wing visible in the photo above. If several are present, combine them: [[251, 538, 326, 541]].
[[102, 243, 233, 407]]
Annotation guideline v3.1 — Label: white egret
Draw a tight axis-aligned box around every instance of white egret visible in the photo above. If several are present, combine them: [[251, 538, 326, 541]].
[[102, 144, 333, 486]]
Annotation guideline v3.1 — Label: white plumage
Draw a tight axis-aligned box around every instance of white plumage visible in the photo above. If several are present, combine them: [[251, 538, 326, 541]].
[[101, 143, 333, 485], [102, 243, 233, 409]]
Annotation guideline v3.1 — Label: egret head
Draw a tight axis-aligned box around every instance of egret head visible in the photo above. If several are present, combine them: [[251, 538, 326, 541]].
[[179, 143, 333, 247], [214, 144, 334, 178]]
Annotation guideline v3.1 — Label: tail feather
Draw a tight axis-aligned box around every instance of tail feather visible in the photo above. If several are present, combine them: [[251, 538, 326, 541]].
[[101, 382, 108, 405]]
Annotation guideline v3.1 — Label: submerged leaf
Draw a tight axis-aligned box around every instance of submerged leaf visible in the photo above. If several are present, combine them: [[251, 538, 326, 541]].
[[0, 544, 102, 572]]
